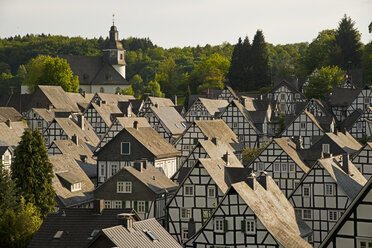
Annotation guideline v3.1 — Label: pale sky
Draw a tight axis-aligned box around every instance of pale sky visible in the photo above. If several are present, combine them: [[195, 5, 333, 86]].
[[0, 0, 371, 48]]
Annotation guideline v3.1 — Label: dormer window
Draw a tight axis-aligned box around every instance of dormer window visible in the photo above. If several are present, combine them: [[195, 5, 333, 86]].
[[71, 182, 82, 192]]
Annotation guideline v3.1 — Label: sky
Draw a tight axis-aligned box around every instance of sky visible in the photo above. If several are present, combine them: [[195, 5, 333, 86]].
[[0, 0, 371, 48]]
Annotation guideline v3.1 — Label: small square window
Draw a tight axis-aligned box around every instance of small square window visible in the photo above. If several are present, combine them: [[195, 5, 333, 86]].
[[121, 142, 130, 155], [303, 185, 311, 197], [181, 208, 192, 220], [289, 163, 295, 172], [233, 123, 238, 128], [245, 219, 255, 234], [300, 122, 306, 129], [325, 184, 335, 196], [137, 201, 146, 213], [208, 186, 216, 198], [214, 218, 225, 233], [322, 144, 330, 154], [281, 163, 288, 172], [104, 200, 111, 209], [329, 210, 338, 221], [184, 185, 194, 196], [303, 209, 312, 220], [273, 163, 280, 172]]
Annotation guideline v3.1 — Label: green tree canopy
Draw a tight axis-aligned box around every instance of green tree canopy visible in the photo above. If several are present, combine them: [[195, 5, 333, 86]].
[[362, 42, 372, 84], [304, 65, 345, 99], [11, 129, 55, 218], [155, 57, 181, 97], [23, 55, 79, 93], [0, 163, 19, 212], [119, 85, 135, 96], [251, 30, 270, 90]]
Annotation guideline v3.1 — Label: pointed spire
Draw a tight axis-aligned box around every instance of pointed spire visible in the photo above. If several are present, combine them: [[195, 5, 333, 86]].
[[112, 14, 115, 26]]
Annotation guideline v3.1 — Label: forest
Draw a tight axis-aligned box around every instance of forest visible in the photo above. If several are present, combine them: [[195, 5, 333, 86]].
[[0, 15, 371, 100]]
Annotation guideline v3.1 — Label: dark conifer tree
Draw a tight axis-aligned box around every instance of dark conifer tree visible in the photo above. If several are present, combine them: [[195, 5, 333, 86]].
[[0, 163, 19, 211], [227, 37, 243, 90], [335, 14, 363, 69], [251, 30, 270, 90], [11, 129, 55, 218], [241, 36, 253, 91]]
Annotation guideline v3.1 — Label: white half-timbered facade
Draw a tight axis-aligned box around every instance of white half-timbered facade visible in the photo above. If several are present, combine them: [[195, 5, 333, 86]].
[[184, 98, 228, 123], [319, 177, 372, 248], [137, 96, 175, 117], [167, 157, 244, 243], [341, 107, 372, 140], [219, 99, 261, 148], [346, 86, 372, 116], [329, 87, 361, 122], [288, 155, 367, 247], [352, 142, 372, 180], [249, 137, 310, 197], [184, 175, 312, 248], [281, 110, 325, 148], [24, 108, 56, 133], [217, 86, 238, 102]]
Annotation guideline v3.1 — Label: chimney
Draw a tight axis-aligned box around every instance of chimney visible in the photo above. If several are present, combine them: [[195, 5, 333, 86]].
[[295, 136, 303, 150], [134, 162, 143, 172], [93, 199, 104, 214], [342, 154, 349, 174], [117, 213, 135, 229], [173, 95, 177, 106], [82, 91, 86, 98], [211, 137, 217, 145], [257, 171, 267, 190], [222, 151, 229, 166], [246, 173, 256, 190], [5, 119, 11, 128], [80, 155, 87, 163], [72, 134, 78, 145], [133, 121, 138, 130], [48, 104, 53, 111], [154, 103, 159, 108], [78, 115, 85, 130]]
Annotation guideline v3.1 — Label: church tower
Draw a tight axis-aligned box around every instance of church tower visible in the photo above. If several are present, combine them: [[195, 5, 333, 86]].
[[103, 15, 126, 78]]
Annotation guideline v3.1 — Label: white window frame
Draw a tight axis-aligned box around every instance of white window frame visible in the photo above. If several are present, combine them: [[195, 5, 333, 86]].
[[104, 200, 111, 209], [303, 185, 311, 197], [99, 164, 105, 177], [112, 164, 119, 175], [137, 201, 146, 213], [257, 162, 264, 171], [181, 208, 192, 220], [329, 210, 338, 221], [281, 163, 288, 172], [289, 163, 295, 173], [214, 218, 224, 233], [184, 185, 194, 196], [325, 184, 335, 196], [322, 144, 330, 154], [233, 123, 238, 128], [117, 181, 132, 193], [120, 142, 131, 155], [294, 180, 300, 189], [181, 227, 189, 241], [302, 209, 312, 220], [273, 163, 280, 172], [300, 122, 306, 129], [207, 186, 216, 198], [113, 200, 122, 209], [245, 219, 255, 234]]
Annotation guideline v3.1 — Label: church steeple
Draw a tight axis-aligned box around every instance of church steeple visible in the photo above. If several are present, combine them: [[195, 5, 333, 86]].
[[103, 15, 125, 67]]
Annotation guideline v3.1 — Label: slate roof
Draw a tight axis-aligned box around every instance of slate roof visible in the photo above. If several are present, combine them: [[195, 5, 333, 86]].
[[195, 119, 239, 145], [28, 208, 139, 248], [0, 121, 28, 146], [147, 96, 175, 107], [329, 87, 361, 107], [150, 106, 186, 135], [115, 116, 151, 128], [324, 132, 362, 155], [0, 93, 32, 113], [198, 98, 229, 116], [317, 155, 367, 200], [93, 218, 182, 248], [231, 177, 312, 248], [129, 99, 144, 115], [125, 127, 180, 158], [339, 108, 365, 131], [50, 155, 95, 208], [0, 107, 22, 122], [90, 63, 128, 86], [37, 86, 81, 112], [66, 92, 94, 111]]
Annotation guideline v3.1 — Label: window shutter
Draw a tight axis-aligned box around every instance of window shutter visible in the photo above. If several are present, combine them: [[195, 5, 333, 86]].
[[224, 220, 228, 233], [241, 220, 245, 233], [122, 201, 126, 208], [134, 201, 137, 211], [145, 201, 149, 212]]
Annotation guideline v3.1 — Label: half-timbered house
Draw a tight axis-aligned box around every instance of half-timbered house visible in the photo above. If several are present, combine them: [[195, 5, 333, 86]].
[[0, 144, 13, 171], [83, 93, 135, 139], [346, 85, 372, 116], [0, 107, 22, 122], [174, 119, 241, 163], [340, 107, 372, 140], [95, 121, 180, 183], [184, 98, 229, 123], [219, 99, 262, 148], [352, 142, 372, 179], [289, 154, 367, 247], [167, 156, 245, 243], [319, 177, 372, 248], [217, 85, 238, 102], [66, 92, 94, 112], [143, 105, 187, 143], [184, 174, 312, 248], [94, 162, 177, 224], [0, 120, 28, 147], [249, 137, 311, 197], [328, 87, 361, 122], [137, 96, 175, 117]]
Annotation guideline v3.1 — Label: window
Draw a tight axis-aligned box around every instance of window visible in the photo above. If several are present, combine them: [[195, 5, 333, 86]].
[[289, 163, 295, 173], [357, 122, 363, 131], [281, 163, 288, 172], [325, 184, 335, 196], [3, 155, 10, 165], [184, 185, 194, 196], [295, 93, 300, 99], [303, 185, 311, 197], [322, 144, 330, 154], [359, 240, 372, 248], [112, 164, 119, 175], [300, 122, 306, 129], [137, 201, 145, 213], [182, 227, 188, 241], [280, 93, 285, 100], [208, 186, 216, 198], [257, 162, 264, 171], [120, 53, 123, 60], [329, 210, 338, 221], [274, 163, 280, 172], [295, 209, 302, 217], [364, 97, 370, 105], [113, 200, 122, 209], [181, 208, 192, 220], [100, 164, 105, 176], [244, 219, 255, 234], [104, 200, 111, 209], [71, 182, 81, 192], [100, 87, 104, 93], [117, 181, 132, 193], [37, 121, 42, 128], [214, 218, 225, 233], [302, 209, 312, 220], [121, 142, 130, 155], [233, 123, 238, 128], [294, 180, 300, 189]]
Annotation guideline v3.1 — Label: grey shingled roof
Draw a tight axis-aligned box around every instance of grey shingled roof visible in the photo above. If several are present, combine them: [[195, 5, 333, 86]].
[[329, 87, 361, 107], [37, 86, 80, 112], [340, 108, 364, 131], [150, 106, 186, 135], [195, 119, 239, 145], [199, 98, 229, 116], [0, 121, 28, 147], [96, 218, 182, 248], [66, 92, 94, 111], [0, 107, 22, 122], [148, 96, 175, 107], [324, 132, 362, 155], [50, 155, 95, 208], [28, 208, 139, 248]]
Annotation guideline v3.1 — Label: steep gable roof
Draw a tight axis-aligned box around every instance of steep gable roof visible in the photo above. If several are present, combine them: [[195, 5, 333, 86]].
[[329, 87, 361, 107], [148, 96, 175, 107], [195, 119, 238, 144], [150, 106, 186, 135], [198, 98, 229, 116], [37, 85, 80, 112], [0, 121, 28, 147], [0, 107, 22, 122], [324, 132, 362, 154]]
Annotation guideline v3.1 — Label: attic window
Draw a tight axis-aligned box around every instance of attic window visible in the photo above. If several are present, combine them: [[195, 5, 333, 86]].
[[145, 231, 158, 241], [181, 122, 187, 128], [71, 182, 82, 192], [88, 230, 100, 240], [54, 230, 63, 239]]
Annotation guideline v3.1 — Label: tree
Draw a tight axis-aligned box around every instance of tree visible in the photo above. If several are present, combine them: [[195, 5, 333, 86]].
[[155, 57, 180, 97], [241, 141, 269, 166], [251, 30, 270, 90], [23, 55, 79, 93], [0, 163, 19, 211], [362, 42, 372, 84], [303, 66, 345, 99], [334, 15, 363, 69], [11, 129, 55, 217], [130, 74, 144, 97], [119, 85, 134, 96], [0, 197, 42, 248], [143, 80, 164, 98]]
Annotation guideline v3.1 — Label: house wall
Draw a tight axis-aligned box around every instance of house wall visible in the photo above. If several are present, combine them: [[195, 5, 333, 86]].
[[353, 145, 372, 180], [184, 100, 213, 123]]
